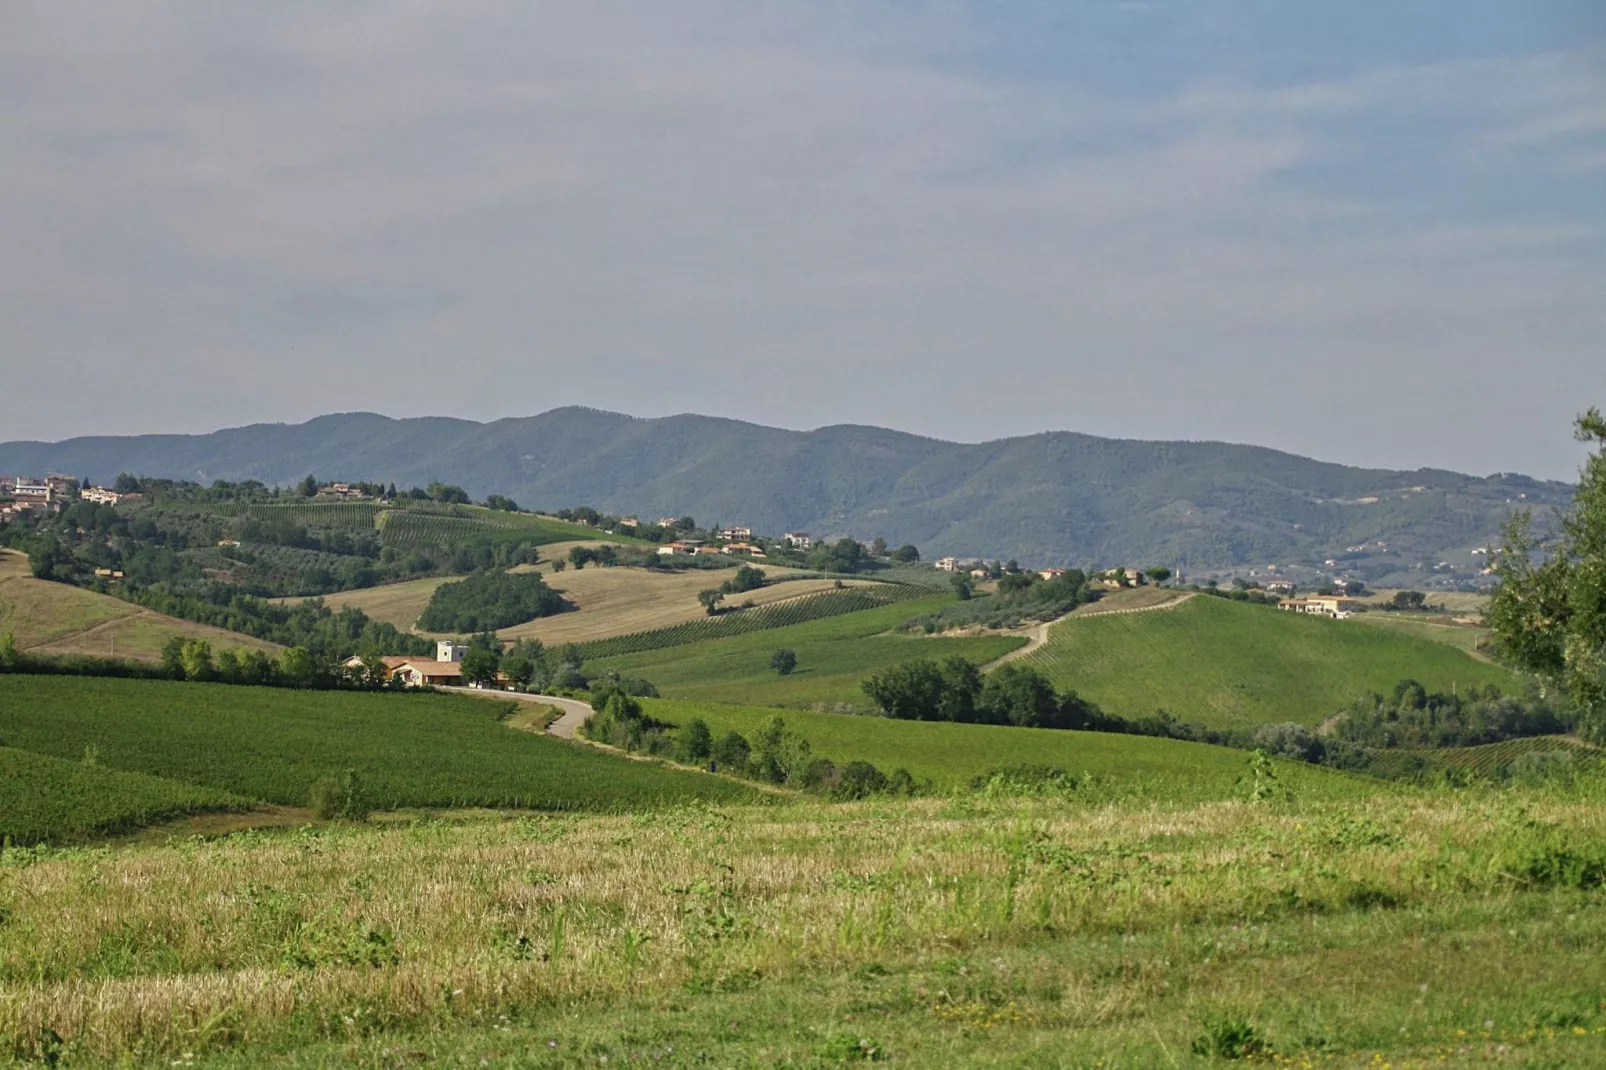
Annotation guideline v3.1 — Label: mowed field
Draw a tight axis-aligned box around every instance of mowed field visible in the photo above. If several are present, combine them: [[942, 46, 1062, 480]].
[[499, 568, 873, 644], [588, 596, 1026, 710], [647, 698, 1378, 801], [0, 549, 281, 660], [1021, 594, 1518, 730], [1355, 587, 1491, 614]]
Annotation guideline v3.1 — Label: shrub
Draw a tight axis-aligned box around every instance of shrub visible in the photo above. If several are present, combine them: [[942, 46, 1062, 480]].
[[1191, 1016, 1270, 1060], [711, 730, 751, 774], [770, 648, 798, 676], [834, 760, 889, 800], [309, 768, 371, 822]]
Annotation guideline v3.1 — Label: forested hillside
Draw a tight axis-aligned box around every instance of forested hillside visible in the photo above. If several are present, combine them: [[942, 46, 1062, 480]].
[[0, 408, 1569, 568]]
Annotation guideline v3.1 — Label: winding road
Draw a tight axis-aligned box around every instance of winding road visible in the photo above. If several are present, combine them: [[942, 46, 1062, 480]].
[[980, 591, 1197, 671], [444, 688, 596, 738]]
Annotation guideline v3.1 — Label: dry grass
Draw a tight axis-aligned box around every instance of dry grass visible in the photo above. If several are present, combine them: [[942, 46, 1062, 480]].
[[1355, 587, 1491, 614], [1070, 586, 1192, 615], [497, 568, 873, 644], [3, 787, 1603, 1063], [0, 549, 279, 661]]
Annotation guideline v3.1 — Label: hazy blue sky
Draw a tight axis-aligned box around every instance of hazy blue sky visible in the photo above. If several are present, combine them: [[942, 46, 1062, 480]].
[[2, 2, 1603, 479]]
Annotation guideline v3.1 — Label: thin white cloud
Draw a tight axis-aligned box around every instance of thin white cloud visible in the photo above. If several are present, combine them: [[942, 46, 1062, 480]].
[[0, 2, 1601, 480]]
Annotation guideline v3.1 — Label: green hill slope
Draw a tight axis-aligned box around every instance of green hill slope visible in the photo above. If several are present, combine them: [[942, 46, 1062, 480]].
[[1020, 595, 1518, 730], [0, 676, 757, 813], [587, 596, 1025, 710], [646, 699, 1381, 802]]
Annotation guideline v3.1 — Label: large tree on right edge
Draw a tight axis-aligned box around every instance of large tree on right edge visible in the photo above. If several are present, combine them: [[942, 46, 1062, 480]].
[[1487, 407, 1606, 740]]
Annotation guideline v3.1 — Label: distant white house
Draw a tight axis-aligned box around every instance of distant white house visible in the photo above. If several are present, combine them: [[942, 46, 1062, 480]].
[[1278, 596, 1358, 619], [436, 640, 467, 663], [716, 526, 752, 542], [784, 532, 812, 551], [80, 486, 125, 506], [935, 557, 960, 572]]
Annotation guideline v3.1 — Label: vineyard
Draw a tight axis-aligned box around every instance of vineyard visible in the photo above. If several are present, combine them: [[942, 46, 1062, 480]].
[[572, 583, 930, 658], [240, 502, 384, 529], [0, 676, 758, 818], [1421, 735, 1599, 778], [377, 508, 625, 552], [0, 747, 244, 845]]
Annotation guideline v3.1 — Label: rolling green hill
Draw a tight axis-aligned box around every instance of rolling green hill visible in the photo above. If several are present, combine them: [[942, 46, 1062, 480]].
[[0, 676, 758, 816], [646, 699, 1381, 802], [587, 595, 1026, 709], [1019, 595, 1519, 730], [0, 408, 1568, 568]]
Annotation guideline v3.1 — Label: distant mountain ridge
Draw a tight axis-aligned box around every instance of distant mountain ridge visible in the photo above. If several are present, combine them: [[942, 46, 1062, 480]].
[[0, 408, 1570, 571]]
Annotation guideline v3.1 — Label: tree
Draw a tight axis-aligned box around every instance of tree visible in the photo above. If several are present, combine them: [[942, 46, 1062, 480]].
[[1390, 590, 1427, 611], [1489, 409, 1606, 740], [950, 573, 973, 601], [300, 474, 319, 497], [862, 660, 946, 720], [676, 718, 713, 764], [721, 565, 766, 594], [485, 495, 520, 512], [179, 639, 215, 682], [1147, 566, 1172, 584], [698, 589, 725, 616], [978, 663, 1059, 727], [889, 543, 920, 563], [676, 517, 696, 532], [161, 635, 187, 679], [461, 645, 501, 688], [0, 632, 19, 672], [770, 648, 798, 675], [870, 536, 888, 557], [711, 730, 750, 772], [501, 638, 546, 689], [277, 646, 320, 688]]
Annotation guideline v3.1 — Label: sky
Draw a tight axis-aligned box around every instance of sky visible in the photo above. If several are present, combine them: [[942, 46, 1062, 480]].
[[1, 1, 1603, 481]]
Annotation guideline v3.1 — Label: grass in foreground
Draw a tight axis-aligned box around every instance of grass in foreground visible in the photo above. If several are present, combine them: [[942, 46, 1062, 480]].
[[4, 784, 1604, 1066], [646, 697, 1379, 801], [1022, 594, 1518, 730], [0, 675, 757, 828], [588, 596, 1026, 710]]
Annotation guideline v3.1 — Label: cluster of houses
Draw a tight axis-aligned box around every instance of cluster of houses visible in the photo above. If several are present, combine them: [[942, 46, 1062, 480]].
[[1, 474, 137, 525], [654, 526, 813, 561]]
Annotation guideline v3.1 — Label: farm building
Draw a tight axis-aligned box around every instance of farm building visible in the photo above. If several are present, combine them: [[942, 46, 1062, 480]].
[[1278, 596, 1359, 619]]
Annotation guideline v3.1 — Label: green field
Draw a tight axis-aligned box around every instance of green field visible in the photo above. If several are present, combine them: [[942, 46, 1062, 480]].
[[0, 747, 245, 845], [378, 507, 643, 552], [1021, 595, 1518, 729], [588, 596, 1026, 709], [7, 785, 1606, 1066], [1350, 611, 1492, 658], [647, 698, 1379, 801], [0, 676, 757, 817]]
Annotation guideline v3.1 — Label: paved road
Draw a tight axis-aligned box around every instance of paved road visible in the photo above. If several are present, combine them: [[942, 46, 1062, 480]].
[[441, 688, 596, 738]]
